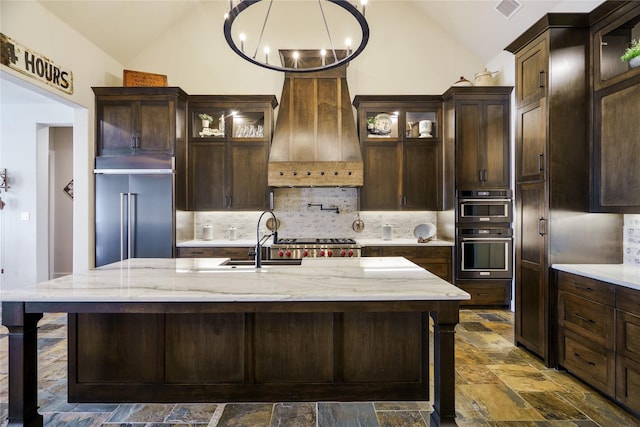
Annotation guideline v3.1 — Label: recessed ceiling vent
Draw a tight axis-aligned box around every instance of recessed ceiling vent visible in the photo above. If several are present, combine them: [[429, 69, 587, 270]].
[[495, 0, 522, 19]]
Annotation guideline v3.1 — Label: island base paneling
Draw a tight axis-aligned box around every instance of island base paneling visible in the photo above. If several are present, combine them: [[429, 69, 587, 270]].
[[68, 311, 430, 402]]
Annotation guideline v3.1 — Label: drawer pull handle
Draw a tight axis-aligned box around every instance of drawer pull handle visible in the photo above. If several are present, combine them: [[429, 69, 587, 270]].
[[574, 352, 596, 366], [574, 313, 595, 324], [574, 284, 594, 292]]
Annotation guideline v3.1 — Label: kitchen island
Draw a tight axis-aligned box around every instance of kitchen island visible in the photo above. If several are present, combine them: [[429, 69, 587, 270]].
[[2, 257, 469, 427]]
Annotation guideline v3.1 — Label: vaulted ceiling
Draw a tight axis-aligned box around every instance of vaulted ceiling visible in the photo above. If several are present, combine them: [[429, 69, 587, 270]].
[[37, 0, 605, 66]]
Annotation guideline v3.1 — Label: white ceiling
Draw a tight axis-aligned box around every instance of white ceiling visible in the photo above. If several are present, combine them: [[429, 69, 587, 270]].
[[35, 0, 606, 66]]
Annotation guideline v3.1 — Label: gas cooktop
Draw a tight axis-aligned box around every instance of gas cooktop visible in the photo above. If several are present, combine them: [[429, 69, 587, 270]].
[[274, 238, 357, 245]]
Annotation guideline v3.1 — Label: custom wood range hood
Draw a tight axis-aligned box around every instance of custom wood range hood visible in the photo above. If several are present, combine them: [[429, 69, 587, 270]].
[[268, 50, 363, 187]]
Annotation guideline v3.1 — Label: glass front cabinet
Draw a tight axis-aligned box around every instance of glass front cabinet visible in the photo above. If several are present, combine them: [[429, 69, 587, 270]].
[[353, 96, 443, 211], [186, 96, 277, 211]]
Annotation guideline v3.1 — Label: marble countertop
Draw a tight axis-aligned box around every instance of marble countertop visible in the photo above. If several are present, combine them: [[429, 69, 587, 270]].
[[2, 257, 470, 303], [552, 264, 640, 292], [177, 238, 454, 247]]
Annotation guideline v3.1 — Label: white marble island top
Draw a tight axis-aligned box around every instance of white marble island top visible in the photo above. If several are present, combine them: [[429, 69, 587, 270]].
[[552, 264, 640, 291], [1, 257, 469, 303]]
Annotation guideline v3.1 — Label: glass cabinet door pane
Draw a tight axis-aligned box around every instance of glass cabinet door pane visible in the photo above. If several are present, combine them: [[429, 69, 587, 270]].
[[365, 111, 399, 138], [600, 15, 640, 82], [194, 110, 226, 138], [232, 111, 265, 139], [406, 111, 438, 139]]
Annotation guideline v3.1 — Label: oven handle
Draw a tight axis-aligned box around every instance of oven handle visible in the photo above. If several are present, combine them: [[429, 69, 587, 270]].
[[459, 199, 512, 203], [460, 237, 512, 242]]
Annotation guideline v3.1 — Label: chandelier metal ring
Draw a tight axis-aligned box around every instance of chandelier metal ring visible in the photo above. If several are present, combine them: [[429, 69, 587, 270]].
[[223, 0, 370, 73]]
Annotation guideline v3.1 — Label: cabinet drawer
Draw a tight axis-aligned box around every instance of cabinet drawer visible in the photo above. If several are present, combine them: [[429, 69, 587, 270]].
[[617, 310, 640, 361], [560, 329, 615, 397], [177, 247, 215, 258], [616, 354, 640, 414], [456, 281, 511, 306], [177, 247, 253, 259], [617, 286, 640, 316], [211, 247, 253, 260], [559, 291, 614, 349], [557, 271, 614, 306], [383, 246, 451, 263]]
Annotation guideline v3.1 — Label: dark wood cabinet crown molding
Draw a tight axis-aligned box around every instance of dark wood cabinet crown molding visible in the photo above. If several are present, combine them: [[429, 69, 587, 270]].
[[505, 13, 589, 54]]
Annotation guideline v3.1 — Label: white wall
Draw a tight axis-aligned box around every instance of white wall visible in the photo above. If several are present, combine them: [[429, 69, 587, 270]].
[[1, 0, 123, 287], [0, 101, 72, 287], [126, 1, 488, 95]]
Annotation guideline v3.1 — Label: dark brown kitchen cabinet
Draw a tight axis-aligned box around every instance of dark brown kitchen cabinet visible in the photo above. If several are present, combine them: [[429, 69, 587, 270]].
[[93, 87, 187, 157], [591, 76, 640, 212], [353, 96, 444, 211], [507, 12, 623, 365], [557, 271, 616, 397], [515, 181, 546, 357], [186, 95, 277, 211], [592, 2, 640, 92], [590, 2, 640, 213], [554, 270, 640, 417], [188, 141, 226, 210], [515, 35, 548, 106], [616, 285, 640, 415], [516, 98, 547, 183], [456, 280, 511, 307], [443, 87, 512, 190], [177, 246, 253, 259]]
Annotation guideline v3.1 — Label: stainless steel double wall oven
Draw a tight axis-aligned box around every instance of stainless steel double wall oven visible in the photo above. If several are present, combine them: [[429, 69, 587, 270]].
[[456, 189, 513, 281]]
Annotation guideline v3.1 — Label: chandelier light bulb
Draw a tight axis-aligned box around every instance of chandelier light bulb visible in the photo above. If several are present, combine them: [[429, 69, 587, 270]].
[[239, 33, 246, 52], [293, 50, 300, 68], [321, 49, 327, 66], [345, 38, 352, 55], [264, 46, 270, 64]]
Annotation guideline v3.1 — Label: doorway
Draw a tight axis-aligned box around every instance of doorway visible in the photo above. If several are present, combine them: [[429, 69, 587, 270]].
[[49, 127, 74, 278]]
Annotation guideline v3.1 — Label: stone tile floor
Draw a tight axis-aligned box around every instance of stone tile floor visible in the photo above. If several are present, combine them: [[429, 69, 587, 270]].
[[0, 309, 638, 426]]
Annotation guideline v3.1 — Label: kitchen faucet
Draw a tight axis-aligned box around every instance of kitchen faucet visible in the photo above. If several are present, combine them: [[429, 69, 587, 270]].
[[253, 210, 278, 268]]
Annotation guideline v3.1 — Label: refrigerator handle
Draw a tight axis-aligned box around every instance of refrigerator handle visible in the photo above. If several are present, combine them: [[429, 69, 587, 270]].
[[128, 193, 135, 259], [120, 193, 127, 261]]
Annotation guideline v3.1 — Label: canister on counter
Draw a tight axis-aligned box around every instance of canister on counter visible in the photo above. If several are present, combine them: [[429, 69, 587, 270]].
[[382, 224, 392, 240], [203, 222, 213, 241], [228, 226, 237, 241]]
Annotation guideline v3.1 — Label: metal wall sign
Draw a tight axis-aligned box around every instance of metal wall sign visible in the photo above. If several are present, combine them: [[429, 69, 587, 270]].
[[0, 32, 73, 95]]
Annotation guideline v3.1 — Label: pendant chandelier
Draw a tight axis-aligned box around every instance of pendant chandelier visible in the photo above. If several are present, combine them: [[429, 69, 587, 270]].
[[223, 0, 369, 73]]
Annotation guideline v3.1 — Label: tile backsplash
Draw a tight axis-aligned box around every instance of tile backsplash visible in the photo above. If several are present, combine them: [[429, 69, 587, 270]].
[[187, 188, 440, 241], [624, 214, 640, 265]]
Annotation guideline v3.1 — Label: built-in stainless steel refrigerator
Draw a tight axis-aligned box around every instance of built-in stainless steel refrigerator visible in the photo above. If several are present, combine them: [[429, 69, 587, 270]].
[[94, 156, 175, 267]]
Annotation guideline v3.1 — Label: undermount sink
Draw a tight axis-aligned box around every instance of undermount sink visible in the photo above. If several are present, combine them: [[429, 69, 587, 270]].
[[223, 259, 302, 266]]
